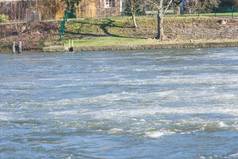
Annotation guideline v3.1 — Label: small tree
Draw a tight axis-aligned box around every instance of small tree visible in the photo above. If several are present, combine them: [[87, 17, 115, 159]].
[[220, 0, 238, 7], [62, 0, 81, 18], [184, 0, 199, 14], [173, 0, 183, 15], [198, 0, 220, 12], [147, 0, 174, 40], [129, 0, 138, 28], [124, 0, 145, 28]]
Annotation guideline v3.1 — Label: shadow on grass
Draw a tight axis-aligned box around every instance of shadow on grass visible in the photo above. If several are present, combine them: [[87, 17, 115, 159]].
[[67, 18, 136, 38]]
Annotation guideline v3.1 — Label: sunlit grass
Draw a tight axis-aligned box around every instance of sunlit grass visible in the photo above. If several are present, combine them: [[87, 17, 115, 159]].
[[64, 37, 159, 47]]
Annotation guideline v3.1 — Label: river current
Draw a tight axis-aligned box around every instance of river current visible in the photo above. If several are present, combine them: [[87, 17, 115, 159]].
[[0, 48, 238, 159]]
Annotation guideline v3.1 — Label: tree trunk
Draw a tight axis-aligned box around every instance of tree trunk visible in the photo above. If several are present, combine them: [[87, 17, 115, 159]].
[[156, 13, 164, 40], [156, 0, 165, 40], [130, 0, 138, 28], [132, 11, 138, 28], [176, 6, 181, 15]]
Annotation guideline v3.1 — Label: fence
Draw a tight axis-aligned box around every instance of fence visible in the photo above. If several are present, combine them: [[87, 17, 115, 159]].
[[121, 6, 238, 18], [173, 7, 238, 18]]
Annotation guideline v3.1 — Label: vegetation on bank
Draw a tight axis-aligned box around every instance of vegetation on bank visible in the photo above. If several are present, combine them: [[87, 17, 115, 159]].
[[64, 16, 218, 40], [63, 37, 238, 48], [42, 16, 238, 51], [1, 15, 238, 52], [0, 14, 8, 23], [41, 37, 238, 52], [64, 37, 158, 47]]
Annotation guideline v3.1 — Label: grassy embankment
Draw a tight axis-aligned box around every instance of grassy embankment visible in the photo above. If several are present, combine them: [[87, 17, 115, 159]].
[[2, 14, 238, 52], [42, 15, 238, 51]]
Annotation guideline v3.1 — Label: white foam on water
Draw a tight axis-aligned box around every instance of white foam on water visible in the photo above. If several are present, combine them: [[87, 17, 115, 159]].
[[201, 121, 231, 132], [22, 88, 237, 111], [218, 121, 228, 128], [108, 128, 124, 134], [25, 90, 176, 109], [49, 110, 80, 116], [74, 74, 238, 87], [158, 75, 238, 85], [199, 156, 219, 159], [83, 106, 238, 120], [0, 112, 12, 121], [228, 152, 238, 158], [145, 130, 174, 139], [54, 83, 82, 88], [41, 92, 133, 107]]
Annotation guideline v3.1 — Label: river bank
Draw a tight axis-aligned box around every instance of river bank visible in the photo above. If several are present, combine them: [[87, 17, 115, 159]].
[[2, 38, 238, 53], [42, 38, 238, 52], [1, 16, 238, 53]]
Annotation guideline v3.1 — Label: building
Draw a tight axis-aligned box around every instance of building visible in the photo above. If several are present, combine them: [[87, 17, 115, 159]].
[[76, 0, 123, 18], [0, 0, 125, 21]]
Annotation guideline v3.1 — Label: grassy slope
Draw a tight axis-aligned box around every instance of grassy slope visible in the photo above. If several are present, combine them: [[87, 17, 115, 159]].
[[61, 16, 220, 47]]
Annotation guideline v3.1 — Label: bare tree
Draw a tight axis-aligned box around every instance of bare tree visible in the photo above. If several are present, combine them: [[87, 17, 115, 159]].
[[173, 0, 183, 15], [129, 0, 138, 28], [147, 0, 174, 40]]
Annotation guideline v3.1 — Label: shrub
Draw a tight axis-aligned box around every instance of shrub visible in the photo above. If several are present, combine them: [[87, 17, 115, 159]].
[[220, 0, 238, 7], [0, 14, 8, 23], [198, 0, 221, 12]]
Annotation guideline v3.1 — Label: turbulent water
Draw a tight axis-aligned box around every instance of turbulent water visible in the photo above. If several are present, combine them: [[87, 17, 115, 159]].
[[0, 48, 238, 159]]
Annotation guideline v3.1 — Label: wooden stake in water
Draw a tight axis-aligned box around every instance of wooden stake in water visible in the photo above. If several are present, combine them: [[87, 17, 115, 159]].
[[68, 40, 74, 52]]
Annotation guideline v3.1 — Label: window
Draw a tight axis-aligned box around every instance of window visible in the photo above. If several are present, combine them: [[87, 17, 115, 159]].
[[105, 0, 115, 8]]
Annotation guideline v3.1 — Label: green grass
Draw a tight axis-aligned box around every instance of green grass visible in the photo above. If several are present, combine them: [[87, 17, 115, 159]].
[[58, 15, 237, 48], [167, 12, 238, 17], [64, 37, 159, 47], [64, 36, 238, 48], [64, 16, 218, 40]]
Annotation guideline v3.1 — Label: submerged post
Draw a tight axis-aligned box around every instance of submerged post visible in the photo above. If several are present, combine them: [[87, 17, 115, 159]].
[[19, 41, 22, 53]]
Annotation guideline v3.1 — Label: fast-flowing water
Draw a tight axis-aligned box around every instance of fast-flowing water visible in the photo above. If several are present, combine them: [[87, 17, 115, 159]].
[[0, 48, 238, 159]]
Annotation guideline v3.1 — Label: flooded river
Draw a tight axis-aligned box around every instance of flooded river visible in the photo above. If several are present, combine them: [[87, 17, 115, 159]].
[[0, 48, 238, 159]]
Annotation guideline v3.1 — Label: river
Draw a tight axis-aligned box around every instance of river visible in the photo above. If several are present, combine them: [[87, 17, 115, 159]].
[[0, 48, 238, 159]]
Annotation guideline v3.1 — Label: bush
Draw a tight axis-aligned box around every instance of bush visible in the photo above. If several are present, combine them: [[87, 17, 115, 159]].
[[0, 14, 8, 23], [198, 0, 221, 12], [220, 0, 238, 7]]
